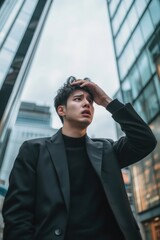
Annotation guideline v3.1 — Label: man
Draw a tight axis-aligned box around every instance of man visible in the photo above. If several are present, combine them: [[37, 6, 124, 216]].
[[2, 77, 157, 240]]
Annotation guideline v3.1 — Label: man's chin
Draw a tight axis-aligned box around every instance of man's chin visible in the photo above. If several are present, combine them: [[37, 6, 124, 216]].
[[79, 119, 92, 127]]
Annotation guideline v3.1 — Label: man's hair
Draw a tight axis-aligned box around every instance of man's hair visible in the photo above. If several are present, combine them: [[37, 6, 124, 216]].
[[54, 76, 93, 123]]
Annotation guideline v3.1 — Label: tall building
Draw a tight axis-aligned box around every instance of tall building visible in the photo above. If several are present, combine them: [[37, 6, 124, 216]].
[[0, 0, 53, 167], [106, 0, 160, 239], [0, 101, 57, 239]]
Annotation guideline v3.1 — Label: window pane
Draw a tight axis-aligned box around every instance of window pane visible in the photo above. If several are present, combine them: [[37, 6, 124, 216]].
[[129, 65, 142, 99], [0, 48, 14, 72], [149, 116, 160, 203], [140, 10, 154, 42], [138, 51, 151, 86], [112, 1, 126, 35], [127, 5, 138, 32], [118, 51, 128, 80], [4, 36, 19, 53], [131, 26, 144, 58], [149, 0, 160, 27], [154, 74, 160, 103], [123, 0, 133, 13], [134, 95, 147, 122], [0, 0, 24, 46], [122, 78, 132, 103], [9, 11, 31, 42], [144, 81, 159, 119], [109, 0, 120, 17], [119, 41, 135, 80], [0, 48, 14, 87], [115, 20, 130, 56], [135, 0, 147, 17], [22, 0, 38, 15]]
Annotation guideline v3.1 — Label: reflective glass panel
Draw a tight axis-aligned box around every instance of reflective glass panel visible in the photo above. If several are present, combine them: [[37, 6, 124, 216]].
[[127, 4, 138, 32], [129, 65, 142, 99], [135, 0, 147, 17], [119, 41, 135, 80], [112, 1, 126, 35], [0, 48, 14, 88], [144, 81, 159, 119], [0, 0, 24, 46], [138, 51, 151, 86], [131, 26, 144, 58], [115, 20, 130, 56], [154, 75, 160, 103], [140, 10, 154, 43], [122, 78, 132, 103], [109, 0, 120, 17], [149, 0, 160, 27], [134, 95, 147, 122], [22, 0, 38, 15], [123, 0, 133, 13]]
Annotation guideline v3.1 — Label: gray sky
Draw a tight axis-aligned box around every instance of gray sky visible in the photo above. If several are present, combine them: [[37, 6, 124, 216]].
[[21, 0, 120, 139]]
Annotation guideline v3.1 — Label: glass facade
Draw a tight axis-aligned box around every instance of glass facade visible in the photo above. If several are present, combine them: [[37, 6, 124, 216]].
[[0, 0, 53, 167], [107, 0, 160, 239]]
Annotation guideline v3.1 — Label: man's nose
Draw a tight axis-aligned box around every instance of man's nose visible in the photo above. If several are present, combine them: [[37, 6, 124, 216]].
[[83, 99, 90, 107]]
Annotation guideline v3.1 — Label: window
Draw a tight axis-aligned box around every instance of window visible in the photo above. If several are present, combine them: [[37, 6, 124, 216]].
[[131, 26, 144, 58], [149, 0, 160, 27], [0, 0, 24, 46], [109, 0, 120, 17], [154, 75, 160, 104], [22, 0, 38, 15], [122, 78, 132, 103], [4, 36, 19, 53], [135, 0, 147, 17], [127, 4, 138, 32], [112, 1, 126, 35], [134, 95, 147, 122], [0, 48, 14, 88], [115, 20, 130, 56], [138, 51, 151, 86], [123, 0, 133, 13], [144, 81, 159, 120], [140, 10, 154, 43], [9, 11, 31, 42], [129, 65, 142, 99], [118, 52, 127, 80]]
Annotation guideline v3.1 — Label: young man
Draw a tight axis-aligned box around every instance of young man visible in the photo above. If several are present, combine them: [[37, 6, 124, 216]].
[[2, 77, 157, 240]]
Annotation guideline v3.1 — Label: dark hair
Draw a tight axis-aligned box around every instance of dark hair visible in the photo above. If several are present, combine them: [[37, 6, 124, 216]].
[[54, 76, 93, 123]]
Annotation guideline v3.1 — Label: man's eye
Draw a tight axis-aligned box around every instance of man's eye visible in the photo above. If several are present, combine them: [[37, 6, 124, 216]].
[[74, 98, 81, 101], [88, 99, 93, 104]]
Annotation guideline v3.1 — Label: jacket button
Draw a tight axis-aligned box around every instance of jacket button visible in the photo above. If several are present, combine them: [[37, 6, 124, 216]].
[[54, 228, 62, 236]]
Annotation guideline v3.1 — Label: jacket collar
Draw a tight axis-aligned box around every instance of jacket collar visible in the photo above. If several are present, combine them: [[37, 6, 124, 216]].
[[46, 129, 103, 212]]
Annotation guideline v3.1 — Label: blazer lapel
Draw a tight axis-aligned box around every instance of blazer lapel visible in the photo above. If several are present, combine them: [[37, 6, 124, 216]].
[[46, 130, 70, 212], [85, 136, 103, 177]]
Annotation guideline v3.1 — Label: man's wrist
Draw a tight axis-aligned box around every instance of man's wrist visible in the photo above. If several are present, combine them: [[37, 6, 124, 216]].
[[106, 99, 125, 114], [102, 97, 113, 108]]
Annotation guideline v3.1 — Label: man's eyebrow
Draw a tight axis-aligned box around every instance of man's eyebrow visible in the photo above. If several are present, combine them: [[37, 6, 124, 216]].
[[73, 94, 84, 98]]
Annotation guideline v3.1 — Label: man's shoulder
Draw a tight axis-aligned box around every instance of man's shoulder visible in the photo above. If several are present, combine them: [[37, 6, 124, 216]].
[[25, 136, 51, 144], [90, 137, 114, 144]]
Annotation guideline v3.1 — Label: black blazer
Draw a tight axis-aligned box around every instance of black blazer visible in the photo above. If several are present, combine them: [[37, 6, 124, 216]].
[[2, 103, 157, 240]]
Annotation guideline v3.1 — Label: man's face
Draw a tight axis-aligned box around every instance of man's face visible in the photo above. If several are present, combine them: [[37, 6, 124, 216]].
[[62, 89, 94, 128]]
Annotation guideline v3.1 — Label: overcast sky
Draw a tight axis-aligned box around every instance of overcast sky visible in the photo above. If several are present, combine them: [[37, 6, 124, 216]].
[[21, 0, 120, 139]]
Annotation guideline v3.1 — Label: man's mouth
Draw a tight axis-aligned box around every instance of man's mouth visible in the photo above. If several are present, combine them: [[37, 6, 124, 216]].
[[81, 110, 91, 115]]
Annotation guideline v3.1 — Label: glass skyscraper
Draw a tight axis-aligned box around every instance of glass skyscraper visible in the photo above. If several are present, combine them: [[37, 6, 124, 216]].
[[0, 0, 53, 167], [106, 0, 160, 239]]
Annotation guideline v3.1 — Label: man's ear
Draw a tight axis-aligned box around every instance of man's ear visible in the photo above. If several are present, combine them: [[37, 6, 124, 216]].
[[57, 105, 65, 117]]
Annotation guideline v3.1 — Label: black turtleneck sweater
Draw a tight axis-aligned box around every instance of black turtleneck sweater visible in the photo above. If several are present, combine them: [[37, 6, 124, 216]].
[[63, 134, 124, 240]]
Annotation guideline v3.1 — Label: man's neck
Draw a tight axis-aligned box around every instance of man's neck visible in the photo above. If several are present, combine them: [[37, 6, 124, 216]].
[[62, 126, 87, 138]]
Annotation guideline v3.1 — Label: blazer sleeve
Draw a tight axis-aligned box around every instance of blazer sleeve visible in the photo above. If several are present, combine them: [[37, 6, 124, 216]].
[[2, 141, 36, 240], [107, 99, 157, 168]]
